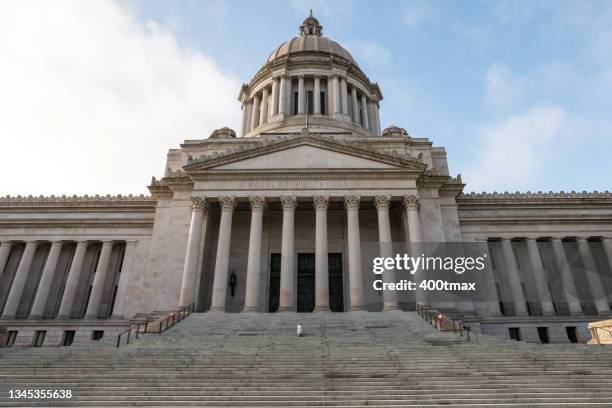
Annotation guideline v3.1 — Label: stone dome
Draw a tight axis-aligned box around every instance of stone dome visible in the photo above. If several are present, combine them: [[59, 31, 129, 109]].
[[266, 11, 357, 66]]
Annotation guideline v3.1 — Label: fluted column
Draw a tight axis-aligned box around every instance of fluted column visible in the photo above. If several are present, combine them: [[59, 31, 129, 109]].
[[250, 94, 260, 130], [340, 76, 348, 115], [240, 103, 247, 136], [313, 196, 330, 311], [297, 76, 305, 114], [111, 240, 137, 319], [360, 94, 369, 130], [244, 101, 253, 134], [374, 102, 381, 135], [404, 195, 425, 305], [259, 87, 269, 125], [577, 237, 610, 314], [332, 75, 341, 114], [57, 241, 88, 319], [525, 238, 556, 315], [179, 198, 209, 308], [500, 238, 528, 316], [313, 76, 321, 114], [271, 78, 279, 116], [351, 86, 359, 123], [345, 196, 364, 310], [551, 238, 582, 314], [1, 241, 37, 320], [279, 196, 297, 311], [243, 196, 266, 312], [84, 240, 114, 319], [603, 237, 612, 305], [375, 195, 399, 310], [278, 76, 287, 114], [29, 241, 63, 319], [0, 241, 12, 280], [210, 196, 237, 311]]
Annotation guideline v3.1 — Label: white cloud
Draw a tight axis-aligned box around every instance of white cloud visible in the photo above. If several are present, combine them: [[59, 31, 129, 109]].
[[463, 106, 566, 192], [401, 0, 431, 29], [0, 1, 240, 196]]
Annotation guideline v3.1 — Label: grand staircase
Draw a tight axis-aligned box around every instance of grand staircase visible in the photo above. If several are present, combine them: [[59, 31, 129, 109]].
[[2, 311, 612, 407]]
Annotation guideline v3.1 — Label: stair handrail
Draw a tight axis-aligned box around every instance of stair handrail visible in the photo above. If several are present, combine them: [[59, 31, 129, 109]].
[[415, 303, 472, 342], [115, 303, 194, 347]]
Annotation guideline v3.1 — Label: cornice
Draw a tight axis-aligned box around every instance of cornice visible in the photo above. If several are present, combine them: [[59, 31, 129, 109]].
[[459, 191, 612, 200], [190, 170, 419, 182], [0, 194, 153, 203]]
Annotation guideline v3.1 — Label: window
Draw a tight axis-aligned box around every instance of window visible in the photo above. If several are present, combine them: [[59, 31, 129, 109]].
[[509, 327, 521, 341], [293, 92, 299, 115], [306, 90, 313, 114], [566, 327, 579, 343], [92, 330, 104, 341], [33, 331, 46, 347], [320, 92, 326, 114], [63, 330, 75, 346], [6, 331, 17, 347], [537, 327, 550, 344]]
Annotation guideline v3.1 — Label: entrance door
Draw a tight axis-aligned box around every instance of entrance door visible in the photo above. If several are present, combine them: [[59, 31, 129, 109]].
[[297, 254, 315, 312], [328, 254, 344, 312], [268, 254, 281, 312]]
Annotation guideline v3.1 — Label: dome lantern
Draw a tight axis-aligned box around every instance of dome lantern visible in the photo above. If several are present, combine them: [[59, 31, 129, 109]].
[[299, 10, 323, 36]]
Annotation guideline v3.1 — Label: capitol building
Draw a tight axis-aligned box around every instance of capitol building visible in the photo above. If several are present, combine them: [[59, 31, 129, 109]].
[[1, 14, 611, 347]]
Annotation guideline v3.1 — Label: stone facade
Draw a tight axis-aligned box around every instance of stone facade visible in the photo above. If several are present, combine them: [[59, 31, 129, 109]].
[[1, 14, 611, 346]]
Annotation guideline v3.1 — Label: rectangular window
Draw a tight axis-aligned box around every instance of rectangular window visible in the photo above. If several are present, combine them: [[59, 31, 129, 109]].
[[293, 91, 298, 115], [537, 327, 550, 344], [306, 90, 313, 114], [6, 331, 17, 347], [566, 327, 579, 343], [320, 92, 326, 114], [33, 330, 46, 347], [92, 330, 104, 341], [63, 330, 75, 346], [509, 327, 521, 341]]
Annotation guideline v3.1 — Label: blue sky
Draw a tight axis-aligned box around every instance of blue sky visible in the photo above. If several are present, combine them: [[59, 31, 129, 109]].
[[1, 1, 610, 195]]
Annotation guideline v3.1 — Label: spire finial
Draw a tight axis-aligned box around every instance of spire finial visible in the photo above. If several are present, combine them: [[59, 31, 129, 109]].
[[309, 9, 313, 18]]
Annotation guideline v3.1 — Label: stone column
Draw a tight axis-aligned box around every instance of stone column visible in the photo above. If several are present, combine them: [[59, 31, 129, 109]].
[[375, 196, 399, 310], [179, 198, 209, 308], [404, 195, 425, 305], [0, 241, 12, 280], [551, 238, 582, 314], [286, 76, 293, 115], [500, 238, 528, 316], [297, 76, 305, 114], [602, 237, 612, 304], [84, 240, 114, 319], [279, 196, 297, 311], [259, 87, 269, 125], [210, 196, 237, 311], [313, 76, 321, 114], [313, 196, 330, 311], [243, 196, 266, 312], [332, 75, 341, 114], [278, 76, 287, 114], [57, 241, 88, 319], [340, 76, 348, 115], [250, 94, 260, 130], [375, 102, 382, 135], [577, 237, 610, 314], [1, 241, 37, 320], [29, 241, 63, 319], [240, 103, 248, 136], [360, 94, 369, 130], [111, 240, 137, 319], [345, 195, 364, 310], [271, 77, 279, 116], [244, 101, 252, 134], [351, 86, 359, 123], [525, 238, 556, 316]]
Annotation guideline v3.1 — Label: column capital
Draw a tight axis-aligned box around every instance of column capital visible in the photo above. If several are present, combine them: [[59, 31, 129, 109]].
[[602, 236, 612, 242], [76, 240, 89, 246], [403, 194, 419, 210], [125, 239, 138, 246], [525, 237, 538, 242], [249, 196, 266, 210], [500, 237, 512, 243], [24, 240, 38, 247], [101, 240, 114, 245], [191, 197, 208, 211], [374, 195, 392, 209], [297, 74, 305, 79], [344, 195, 360, 210], [551, 237, 563, 242], [280, 195, 297, 210], [49, 240, 63, 247], [576, 236, 589, 242], [218, 196, 237, 211], [313, 195, 329, 210]]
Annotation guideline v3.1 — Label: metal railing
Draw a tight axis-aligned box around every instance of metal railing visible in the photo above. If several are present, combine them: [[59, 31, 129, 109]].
[[415, 303, 475, 343], [116, 303, 194, 348]]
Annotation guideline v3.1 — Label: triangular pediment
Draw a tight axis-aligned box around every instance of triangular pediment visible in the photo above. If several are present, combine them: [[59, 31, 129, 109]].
[[183, 135, 426, 173]]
